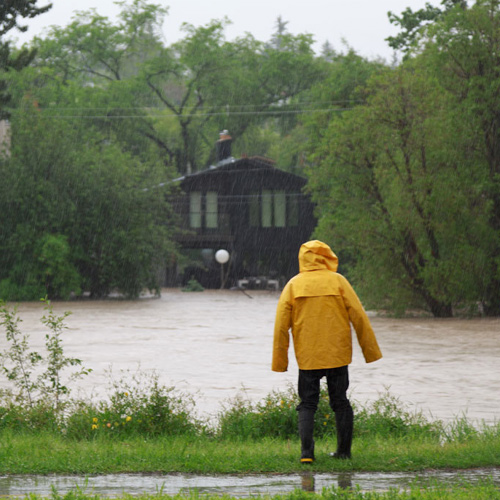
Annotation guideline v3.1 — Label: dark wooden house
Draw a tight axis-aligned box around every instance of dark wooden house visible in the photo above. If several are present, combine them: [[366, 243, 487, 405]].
[[169, 132, 316, 288]]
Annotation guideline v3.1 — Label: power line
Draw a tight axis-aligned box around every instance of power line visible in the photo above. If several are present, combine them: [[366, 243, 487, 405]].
[[30, 107, 353, 119], [30, 100, 364, 111]]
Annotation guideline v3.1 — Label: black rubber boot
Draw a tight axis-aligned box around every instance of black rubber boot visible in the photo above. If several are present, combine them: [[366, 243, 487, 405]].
[[331, 407, 353, 459], [298, 409, 315, 463]]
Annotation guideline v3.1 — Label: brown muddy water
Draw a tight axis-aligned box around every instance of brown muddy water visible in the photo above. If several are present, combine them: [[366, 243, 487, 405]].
[[1, 288, 499, 423]]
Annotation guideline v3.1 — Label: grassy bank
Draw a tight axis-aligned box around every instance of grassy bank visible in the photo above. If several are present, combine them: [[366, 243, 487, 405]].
[[0, 369, 499, 475], [1, 415, 499, 474]]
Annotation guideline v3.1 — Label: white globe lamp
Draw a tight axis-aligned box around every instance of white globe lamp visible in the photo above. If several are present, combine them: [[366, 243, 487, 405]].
[[215, 249, 230, 264], [215, 249, 230, 288]]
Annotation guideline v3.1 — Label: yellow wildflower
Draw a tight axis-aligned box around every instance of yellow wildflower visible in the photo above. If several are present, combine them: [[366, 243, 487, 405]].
[[126, 416, 132, 422], [92, 417, 98, 423], [91, 424, 98, 430]]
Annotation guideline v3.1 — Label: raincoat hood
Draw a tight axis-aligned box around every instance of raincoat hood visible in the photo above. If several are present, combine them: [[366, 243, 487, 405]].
[[299, 240, 338, 273]]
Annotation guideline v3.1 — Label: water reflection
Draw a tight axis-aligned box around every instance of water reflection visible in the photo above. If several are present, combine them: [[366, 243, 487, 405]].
[[300, 471, 353, 493], [300, 471, 315, 492], [338, 472, 354, 490]]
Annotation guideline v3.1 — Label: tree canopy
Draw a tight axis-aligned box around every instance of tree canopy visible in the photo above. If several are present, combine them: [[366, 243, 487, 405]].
[[2, 0, 500, 315], [307, 0, 500, 316], [0, 0, 51, 118]]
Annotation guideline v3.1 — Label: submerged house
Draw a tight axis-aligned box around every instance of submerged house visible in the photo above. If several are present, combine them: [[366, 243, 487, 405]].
[[168, 132, 316, 288]]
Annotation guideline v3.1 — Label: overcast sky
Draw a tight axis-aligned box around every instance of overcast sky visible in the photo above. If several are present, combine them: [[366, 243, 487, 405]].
[[10, 0, 443, 61]]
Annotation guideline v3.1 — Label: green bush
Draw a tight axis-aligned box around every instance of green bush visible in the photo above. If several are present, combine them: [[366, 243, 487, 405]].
[[216, 386, 441, 441], [0, 234, 81, 301], [65, 370, 201, 440], [0, 277, 45, 302], [0, 300, 91, 416], [217, 385, 336, 440], [354, 392, 442, 439], [36, 234, 81, 300], [182, 279, 204, 292], [0, 400, 60, 433]]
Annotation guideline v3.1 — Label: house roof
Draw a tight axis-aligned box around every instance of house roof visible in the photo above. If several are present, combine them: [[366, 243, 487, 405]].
[[176, 156, 306, 184]]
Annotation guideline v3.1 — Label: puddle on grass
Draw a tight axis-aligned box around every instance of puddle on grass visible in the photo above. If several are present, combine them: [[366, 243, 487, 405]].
[[0, 469, 499, 497]]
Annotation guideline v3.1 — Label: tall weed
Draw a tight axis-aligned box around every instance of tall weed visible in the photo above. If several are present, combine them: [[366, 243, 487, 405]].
[[354, 392, 442, 439], [65, 369, 201, 439], [218, 384, 341, 440], [217, 387, 441, 441], [0, 300, 91, 423]]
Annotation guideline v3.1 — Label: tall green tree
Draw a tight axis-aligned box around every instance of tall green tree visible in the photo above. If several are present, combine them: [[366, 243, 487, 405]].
[[0, 0, 51, 117], [30, 3, 322, 175], [386, 0, 467, 56], [307, 0, 500, 316], [419, 0, 500, 314], [140, 17, 323, 173], [0, 81, 176, 300]]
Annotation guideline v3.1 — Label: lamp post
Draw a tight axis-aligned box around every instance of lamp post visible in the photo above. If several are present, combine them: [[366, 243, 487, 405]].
[[215, 249, 230, 289]]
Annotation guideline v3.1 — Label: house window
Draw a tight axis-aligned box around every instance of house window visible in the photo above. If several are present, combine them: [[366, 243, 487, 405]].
[[206, 191, 218, 228], [262, 190, 273, 228], [189, 191, 218, 229], [274, 191, 286, 227], [190, 192, 202, 228], [249, 192, 260, 227], [288, 194, 299, 227], [250, 190, 297, 228]]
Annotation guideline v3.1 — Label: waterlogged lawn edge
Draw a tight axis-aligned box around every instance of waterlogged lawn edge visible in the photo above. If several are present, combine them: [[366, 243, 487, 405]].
[[1, 431, 499, 475]]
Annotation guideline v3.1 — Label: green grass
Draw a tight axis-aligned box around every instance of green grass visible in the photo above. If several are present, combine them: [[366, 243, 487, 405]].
[[0, 392, 499, 500], [0, 371, 498, 475], [0, 426, 499, 475]]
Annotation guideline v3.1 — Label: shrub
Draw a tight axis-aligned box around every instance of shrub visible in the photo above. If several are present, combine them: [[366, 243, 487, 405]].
[[217, 387, 442, 441], [217, 384, 336, 440], [0, 400, 60, 433], [182, 279, 204, 292], [65, 369, 201, 440], [354, 391, 442, 439], [0, 300, 91, 416]]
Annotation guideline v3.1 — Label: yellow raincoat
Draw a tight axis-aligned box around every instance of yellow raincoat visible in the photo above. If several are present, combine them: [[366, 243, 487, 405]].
[[272, 240, 382, 372]]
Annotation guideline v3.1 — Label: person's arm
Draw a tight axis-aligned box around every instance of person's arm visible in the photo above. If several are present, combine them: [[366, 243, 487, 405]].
[[272, 283, 293, 372], [339, 276, 382, 363]]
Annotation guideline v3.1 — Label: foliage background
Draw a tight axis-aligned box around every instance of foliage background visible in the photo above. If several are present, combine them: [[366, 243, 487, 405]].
[[1, 0, 499, 316]]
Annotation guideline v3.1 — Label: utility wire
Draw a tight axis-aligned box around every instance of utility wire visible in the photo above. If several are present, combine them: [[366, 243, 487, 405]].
[[30, 100, 364, 111], [33, 107, 353, 119]]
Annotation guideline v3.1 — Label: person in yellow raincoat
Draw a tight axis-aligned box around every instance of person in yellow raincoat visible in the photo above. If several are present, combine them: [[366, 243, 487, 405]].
[[272, 240, 382, 463]]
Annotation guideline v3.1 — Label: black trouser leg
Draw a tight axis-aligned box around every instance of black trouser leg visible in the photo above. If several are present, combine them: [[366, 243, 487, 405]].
[[297, 370, 321, 461], [298, 409, 315, 460], [334, 406, 353, 458], [326, 366, 353, 459]]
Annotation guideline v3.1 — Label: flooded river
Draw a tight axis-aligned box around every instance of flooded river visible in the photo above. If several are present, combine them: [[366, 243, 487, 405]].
[[1, 289, 499, 424]]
